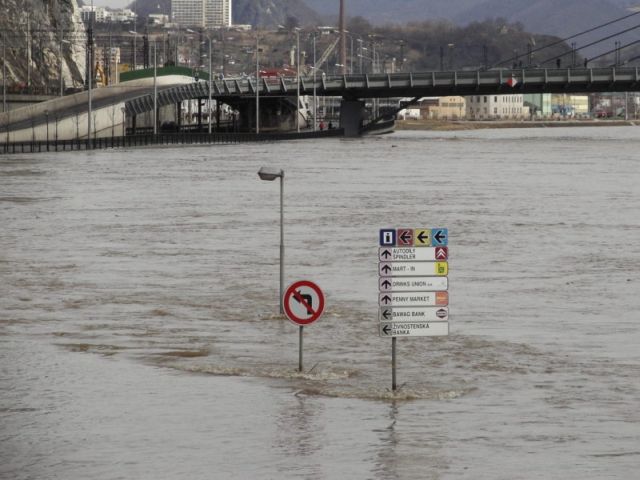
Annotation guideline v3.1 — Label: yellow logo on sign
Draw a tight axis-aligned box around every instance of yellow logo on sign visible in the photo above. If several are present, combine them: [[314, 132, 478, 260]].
[[436, 262, 448, 276], [414, 229, 431, 246]]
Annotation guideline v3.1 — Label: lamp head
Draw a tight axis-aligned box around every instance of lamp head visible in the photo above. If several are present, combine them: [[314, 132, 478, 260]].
[[258, 167, 284, 181]]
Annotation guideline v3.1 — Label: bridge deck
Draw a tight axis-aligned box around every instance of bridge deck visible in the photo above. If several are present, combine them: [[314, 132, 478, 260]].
[[125, 67, 640, 116], [3, 67, 639, 134]]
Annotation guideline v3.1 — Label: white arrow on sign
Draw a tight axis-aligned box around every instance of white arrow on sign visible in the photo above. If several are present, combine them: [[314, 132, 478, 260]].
[[379, 321, 449, 337], [379, 307, 449, 322], [379, 276, 448, 292], [379, 291, 448, 307]]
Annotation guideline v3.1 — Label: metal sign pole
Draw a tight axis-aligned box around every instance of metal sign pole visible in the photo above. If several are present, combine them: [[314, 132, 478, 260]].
[[299, 325, 304, 372], [283, 280, 325, 373], [392, 337, 397, 391]]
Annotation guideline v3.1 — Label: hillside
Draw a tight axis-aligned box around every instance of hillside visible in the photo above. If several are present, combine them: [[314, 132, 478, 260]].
[[306, 0, 640, 58], [130, 0, 322, 27], [232, 0, 321, 27]]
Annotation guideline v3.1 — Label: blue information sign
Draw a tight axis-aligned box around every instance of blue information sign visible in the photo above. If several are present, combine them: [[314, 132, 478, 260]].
[[379, 229, 396, 246]]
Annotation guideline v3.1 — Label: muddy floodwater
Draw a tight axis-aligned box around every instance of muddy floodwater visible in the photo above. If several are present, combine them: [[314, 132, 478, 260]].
[[1, 127, 639, 479]]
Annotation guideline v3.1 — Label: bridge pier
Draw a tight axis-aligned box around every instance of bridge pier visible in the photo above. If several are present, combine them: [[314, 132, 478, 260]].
[[340, 100, 366, 137]]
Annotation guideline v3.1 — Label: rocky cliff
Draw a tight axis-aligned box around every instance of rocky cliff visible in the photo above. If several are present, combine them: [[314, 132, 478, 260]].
[[1, 0, 87, 94]]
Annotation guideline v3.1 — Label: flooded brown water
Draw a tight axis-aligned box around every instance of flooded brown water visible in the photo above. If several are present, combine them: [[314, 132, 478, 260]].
[[1, 127, 640, 478]]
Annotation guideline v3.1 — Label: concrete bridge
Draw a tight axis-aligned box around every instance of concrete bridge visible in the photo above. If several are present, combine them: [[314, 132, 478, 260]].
[[2, 66, 640, 142]]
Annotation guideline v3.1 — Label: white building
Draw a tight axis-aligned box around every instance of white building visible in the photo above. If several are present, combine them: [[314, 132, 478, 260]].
[[149, 14, 170, 25], [466, 94, 529, 120], [171, 0, 232, 28], [80, 6, 136, 24]]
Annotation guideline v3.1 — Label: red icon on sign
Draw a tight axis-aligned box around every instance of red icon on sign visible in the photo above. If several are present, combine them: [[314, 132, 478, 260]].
[[397, 229, 413, 246], [436, 291, 449, 306], [435, 247, 448, 260], [283, 280, 325, 326]]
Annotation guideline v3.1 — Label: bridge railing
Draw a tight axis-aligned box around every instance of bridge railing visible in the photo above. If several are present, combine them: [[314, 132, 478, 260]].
[[0, 129, 344, 154]]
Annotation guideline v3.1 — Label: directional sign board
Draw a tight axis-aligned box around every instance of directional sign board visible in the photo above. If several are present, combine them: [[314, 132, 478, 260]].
[[379, 247, 448, 262], [378, 228, 449, 338], [379, 261, 448, 277], [379, 276, 448, 292], [283, 280, 325, 326], [379, 291, 448, 307], [379, 307, 449, 322], [379, 321, 449, 337]]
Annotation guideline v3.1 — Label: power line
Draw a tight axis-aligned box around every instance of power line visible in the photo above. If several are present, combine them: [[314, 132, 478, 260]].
[[491, 10, 640, 68], [538, 22, 640, 66], [579, 38, 640, 65]]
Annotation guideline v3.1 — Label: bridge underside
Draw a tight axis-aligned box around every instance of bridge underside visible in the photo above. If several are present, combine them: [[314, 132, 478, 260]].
[[123, 67, 640, 137]]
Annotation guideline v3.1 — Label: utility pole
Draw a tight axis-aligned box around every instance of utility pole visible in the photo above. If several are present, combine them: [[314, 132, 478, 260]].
[[88, 0, 94, 147], [133, 0, 137, 69], [207, 36, 212, 134], [296, 28, 300, 133], [2, 34, 6, 112], [26, 14, 31, 92], [153, 40, 157, 134], [483, 44, 489, 70], [313, 33, 317, 131], [59, 28, 64, 96], [255, 34, 260, 134], [339, 0, 347, 75]]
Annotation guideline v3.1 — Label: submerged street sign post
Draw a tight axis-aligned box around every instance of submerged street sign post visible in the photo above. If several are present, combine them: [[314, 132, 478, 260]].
[[283, 280, 325, 373], [378, 227, 450, 391]]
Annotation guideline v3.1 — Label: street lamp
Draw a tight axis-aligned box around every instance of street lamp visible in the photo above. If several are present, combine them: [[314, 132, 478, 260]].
[[294, 27, 301, 133], [201, 36, 213, 134], [88, 0, 95, 148], [2, 33, 6, 112], [448, 43, 455, 70], [312, 32, 317, 131], [128, 30, 140, 70], [255, 34, 260, 134], [59, 37, 70, 96], [153, 40, 157, 135], [44, 109, 49, 150], [257, 166, 285, 314]]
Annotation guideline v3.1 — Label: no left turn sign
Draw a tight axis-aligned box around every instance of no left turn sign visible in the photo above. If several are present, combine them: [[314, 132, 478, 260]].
[[283, 280, 325, 326]]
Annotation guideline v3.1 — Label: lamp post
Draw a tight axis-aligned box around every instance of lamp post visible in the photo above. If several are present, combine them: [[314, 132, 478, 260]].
[[44, 109, 49, 150], [2, 33, 6, 113], [448, 43, 455, 70], [88, 0, 94, 148], [255, 34, 260, 134], [59, 35, 70, 96], [128, 30, 140, 70], [257, 167, 285, 314], [297, 32, 302, 132], [133, 0, 137, 68], [203, 36, 212, 134], [312, 33, 317, 131], [153, 40, 157, 135]]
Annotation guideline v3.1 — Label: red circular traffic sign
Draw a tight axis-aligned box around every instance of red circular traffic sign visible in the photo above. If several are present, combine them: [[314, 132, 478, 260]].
[[283, 280, 325, 326]]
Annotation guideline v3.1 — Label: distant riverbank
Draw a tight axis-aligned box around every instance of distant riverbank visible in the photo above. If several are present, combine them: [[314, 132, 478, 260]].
[[396, 119, 639, 131]]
